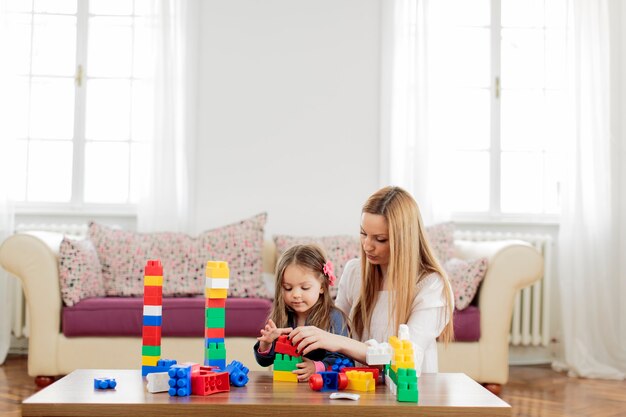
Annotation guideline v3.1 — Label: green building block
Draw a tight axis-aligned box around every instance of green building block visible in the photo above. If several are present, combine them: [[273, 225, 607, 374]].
[[205, 308, 226, 328], [273, 353, 303, 371], [206, 342, 226, 360], [142, 345, 161, 356], [396, 368, 418, 403]]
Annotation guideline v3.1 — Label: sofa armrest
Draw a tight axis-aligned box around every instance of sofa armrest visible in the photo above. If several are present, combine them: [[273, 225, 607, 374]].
[[0, 231, 65, 375]]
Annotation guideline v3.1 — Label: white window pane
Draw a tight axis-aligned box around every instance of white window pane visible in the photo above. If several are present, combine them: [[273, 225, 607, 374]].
[[132, 80, 154, 139], [85, 79, 131, 140], [545, 0, 568, 28], [7, 140, 28, 201], [84, 142, 129, 203], [444, 151, 490, 212], [546, 30, 567, 89], [27, 140, 73, 202], [428, 0, 490, 26], [32, 15, 77, 76], [129, 141, 149, 203], [429, 27, 490, 88], [87, 17, 133, 77], [34, 0, 77, 14], [501, 152, 543, 213], [544, 152, 564, 214], [544, 91, 570, 152], [4, 0, 32, 12], [133, 17, 155, 78], [501, 0, 544, 27], [89, 0, 133, 15], [429, 88, 490, 150], [4, 77, 30, 139], [4, 13, 32, 74], [30, 77, 75, 139], [502, 28, 545, 88], [134, 0, 156, 16], [501, 90, 545, 151]]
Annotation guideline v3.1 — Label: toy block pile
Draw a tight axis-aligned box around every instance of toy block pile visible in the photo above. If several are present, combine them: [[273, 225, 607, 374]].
[[204, 261, 229, 370], [141, 260, 164, 376], [273, 335, 302, 382]]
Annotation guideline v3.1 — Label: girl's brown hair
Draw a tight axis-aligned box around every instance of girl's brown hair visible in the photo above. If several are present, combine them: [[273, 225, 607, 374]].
[[270, 244, 348, 335], [351, 186, 454, 343]]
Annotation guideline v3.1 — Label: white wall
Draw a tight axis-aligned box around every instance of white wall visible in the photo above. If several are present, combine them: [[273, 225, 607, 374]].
[[194, 0, 382, 237]]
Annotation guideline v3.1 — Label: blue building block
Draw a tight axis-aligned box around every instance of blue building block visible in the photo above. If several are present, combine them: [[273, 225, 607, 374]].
[[224, 360, 250, 387], [143, 315, 162, 326], [142, 359, 178, 376], [205, 338, 226, 346], [317, 371, 340, 391], [204, 358, 225, 370], [329, 357, 354, 372], [94, 377, 117, 389], [168, 364, 192, 396]]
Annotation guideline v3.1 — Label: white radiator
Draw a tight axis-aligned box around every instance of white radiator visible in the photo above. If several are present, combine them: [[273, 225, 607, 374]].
[[454, 230, 552, 347], [10, 223, 89, 338]]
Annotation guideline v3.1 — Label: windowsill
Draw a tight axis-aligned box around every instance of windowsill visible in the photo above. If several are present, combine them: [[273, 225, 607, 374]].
[[13, 202, 137, 218], [451, 213, 560, 227]]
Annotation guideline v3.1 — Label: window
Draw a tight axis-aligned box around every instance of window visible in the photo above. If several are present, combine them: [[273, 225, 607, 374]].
[[426, 0, 568, 216], [2, 0, 153, 206]]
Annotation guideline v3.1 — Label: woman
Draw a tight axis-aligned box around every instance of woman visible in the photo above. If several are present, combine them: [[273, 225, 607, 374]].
[[289, 186, 454, 373]]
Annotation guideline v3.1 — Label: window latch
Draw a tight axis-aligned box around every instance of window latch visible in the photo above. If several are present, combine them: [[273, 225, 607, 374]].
[[75, 65, 83, 87]]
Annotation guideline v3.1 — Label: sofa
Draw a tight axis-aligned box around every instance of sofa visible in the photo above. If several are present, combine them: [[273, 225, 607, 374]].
[[0, 229, 543, 393]]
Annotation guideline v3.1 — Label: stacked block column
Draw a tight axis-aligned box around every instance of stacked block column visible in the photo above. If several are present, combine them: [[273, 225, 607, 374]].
[[273, 335, 302, 382], [204, 261, 229, 369], [141, 260, 163, 376]]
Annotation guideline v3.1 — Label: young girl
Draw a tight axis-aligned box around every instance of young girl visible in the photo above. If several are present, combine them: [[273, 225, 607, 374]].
[[253, 244, 351, 381], [288, 186, 455, 374]]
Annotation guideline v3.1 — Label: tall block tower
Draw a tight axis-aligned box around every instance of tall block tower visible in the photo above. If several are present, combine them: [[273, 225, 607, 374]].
[[204, 261, 229, 369], [141, 259, 163, 376]]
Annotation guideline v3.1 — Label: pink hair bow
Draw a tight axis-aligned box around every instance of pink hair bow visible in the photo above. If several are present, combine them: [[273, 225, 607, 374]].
[[323, 261, 336, 286]]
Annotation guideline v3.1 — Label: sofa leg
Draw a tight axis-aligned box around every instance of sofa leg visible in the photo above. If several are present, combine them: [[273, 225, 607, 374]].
[[35, 376, 56, 388], [483, 383, 502, 396]]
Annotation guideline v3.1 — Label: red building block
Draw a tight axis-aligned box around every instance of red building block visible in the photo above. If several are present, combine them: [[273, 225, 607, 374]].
[[145, 259, 163, 276], [275, 335, 301, 357], [144, 286, 163, 306], [191, 370, 230, 396], [205, 327, 225, 339], [205, 298, 226, 308], [142, 326, 162, 346]]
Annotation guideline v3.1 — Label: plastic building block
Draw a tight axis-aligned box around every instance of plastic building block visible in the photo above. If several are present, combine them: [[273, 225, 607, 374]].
[[157, 359, 177, 368], [273, 370, 298, 382], [341, 367, 380, 383], [395, 368, 418, 403], [146, 372, 170, 393], [364, 339, 392, 365], [168, 364, 193, 396], [206, 342, 226, 360], [309, 371, 348, 391], [206, 261, 230, 278], [145, 259, 163, 276], [398, 324, 410, 340], [389, 336, 415, 370], [273, 353, 303, 372], [142, 355, 159, 366], [142, 326, 161, 346], [143, 315, 162, 326], [143, 305, 162, 316], [191, 370, 230, 396], [205, 358, 226, 370], [205, 277, 230, 289], [205, 288, 227, 299], [144, 275, 163, 286], [205, 327, 225, 338], [329, 392, 360, 400], [328, 357, 354, 372], [224, 360, 250, 387], [205, 298, 226, 308], [142, 345, 161, 356], [345, 370, 375, 392], [275, 335, 301, 357], [94, 378, 117, 390]]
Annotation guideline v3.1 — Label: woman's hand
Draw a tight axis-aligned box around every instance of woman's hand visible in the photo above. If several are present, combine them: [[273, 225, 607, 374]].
[[293, 358, 316, 382], [257, 319, 292, 352], [289, 326, 341, 356]]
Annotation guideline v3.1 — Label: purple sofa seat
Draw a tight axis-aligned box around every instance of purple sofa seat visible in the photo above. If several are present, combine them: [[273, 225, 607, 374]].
[[62, 297, 272, 338], [452, 306, 480, 342]]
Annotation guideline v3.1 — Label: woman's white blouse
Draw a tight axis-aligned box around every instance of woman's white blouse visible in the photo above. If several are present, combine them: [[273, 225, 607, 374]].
[[335, 258, 451, 374]]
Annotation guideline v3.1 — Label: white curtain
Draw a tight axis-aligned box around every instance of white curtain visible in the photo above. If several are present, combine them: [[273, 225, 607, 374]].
[[554, 0, 626, 380], [136, 0, 198, 233], [381, 0, 450, 225], [0, 0, 16, 365]]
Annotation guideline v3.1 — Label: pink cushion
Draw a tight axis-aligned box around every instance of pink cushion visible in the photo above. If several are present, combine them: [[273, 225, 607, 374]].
[[62, 297, 272, 337], [58, 237, 105, 306], [88, 213, 268, 298], [444, 257, 488, 310]]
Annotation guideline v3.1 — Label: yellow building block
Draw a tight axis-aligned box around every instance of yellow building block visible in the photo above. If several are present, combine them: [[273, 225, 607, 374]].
[[144, 275, 163, 286], [345, 370, 375, 392], [206, 261, 230, 278], [142, 355, 159, 366], [205, 288, 228, 299], [273, 370, 298, 382]]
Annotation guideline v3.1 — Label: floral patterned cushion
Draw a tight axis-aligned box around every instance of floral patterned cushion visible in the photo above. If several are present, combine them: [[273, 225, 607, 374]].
[[444, 257, 488, 310], [88, 213, 268, 298], [58, 237, 106, 306], [425, 222, 455, 264], [273, 234, 361, 299]]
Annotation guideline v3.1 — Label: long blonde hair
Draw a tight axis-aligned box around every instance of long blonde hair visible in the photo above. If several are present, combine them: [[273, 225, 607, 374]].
[[270, 244, 348, 335], [351, 186, 454, 343]]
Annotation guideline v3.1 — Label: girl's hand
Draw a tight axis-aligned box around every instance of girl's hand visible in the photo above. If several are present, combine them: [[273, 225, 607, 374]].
[[293, 358, 316, 382], [257, 319, 292, 352], [289, 326, 340, 356]]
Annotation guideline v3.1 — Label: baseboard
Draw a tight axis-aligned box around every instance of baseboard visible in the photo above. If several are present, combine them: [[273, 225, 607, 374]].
[[8, 336, 28, 355], [508, 345, 555, 365]]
